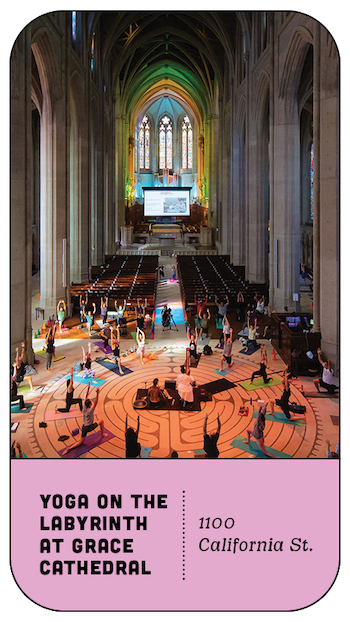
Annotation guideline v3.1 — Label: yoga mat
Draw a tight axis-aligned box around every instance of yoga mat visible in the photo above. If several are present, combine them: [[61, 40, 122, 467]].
[[194, 449, 206, 458], [239, 375, 282, 391], [198, 333, 212, 346], [215, 342, 224, 349], [95, 358, 133, 376], [214, 369, 229, 376], [252, 408, 306, 427], [58, 428, 115, 458], [302, 391, 339, 398], [65, 373, 106, 387], [136, 388, 201, 411], [17, 385, 40, 394], [238, 346, 260, 355], [131, 332, 148, 344], [189, 353, 201, 368], [138, 446, 152, 459], [11, 402, 34, 414], [230, 434, 292, 459], [45, 408, 83, 422], [93, 341, 113, 354], [34, 349, 65, 361], [200, 378, 236, 395]]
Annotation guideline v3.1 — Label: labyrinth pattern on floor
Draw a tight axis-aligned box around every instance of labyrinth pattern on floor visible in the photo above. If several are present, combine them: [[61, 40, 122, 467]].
[[19, 349, 319, 459]]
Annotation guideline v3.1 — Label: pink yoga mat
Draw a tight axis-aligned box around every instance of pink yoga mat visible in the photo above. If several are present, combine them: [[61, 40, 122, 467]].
[[44, 408, 83, 422]]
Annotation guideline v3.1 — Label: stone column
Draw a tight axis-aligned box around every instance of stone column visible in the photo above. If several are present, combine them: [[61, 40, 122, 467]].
[[318, 25, 339, 370], [11, 28, 34, 363]]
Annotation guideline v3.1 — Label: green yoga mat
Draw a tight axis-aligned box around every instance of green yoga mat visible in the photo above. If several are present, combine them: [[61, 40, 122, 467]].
[[131, 332, 148, 344], [239, 375, 282, 391], [230, 434, 292, 459], [35, 349, 65, 361], [252, 408, 306, 427]]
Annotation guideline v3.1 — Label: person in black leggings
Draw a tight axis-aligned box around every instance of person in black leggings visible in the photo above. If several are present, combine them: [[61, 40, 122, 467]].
[[269, 372, 306, 422], [56, 368, 83, 413], [11, 374, 26, 410], [249, 346, 271, 384]]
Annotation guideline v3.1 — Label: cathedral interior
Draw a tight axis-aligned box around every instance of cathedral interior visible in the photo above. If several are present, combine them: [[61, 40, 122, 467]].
[[10, 10, 339, 459]]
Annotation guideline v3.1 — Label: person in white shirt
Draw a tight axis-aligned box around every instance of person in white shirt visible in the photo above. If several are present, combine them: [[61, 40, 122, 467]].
[[313, 348, 337, 395], [176, 365, 195, 409]]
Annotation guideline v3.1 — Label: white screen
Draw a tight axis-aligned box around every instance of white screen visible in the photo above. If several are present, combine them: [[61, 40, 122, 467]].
[[143, 188, 191, 217]]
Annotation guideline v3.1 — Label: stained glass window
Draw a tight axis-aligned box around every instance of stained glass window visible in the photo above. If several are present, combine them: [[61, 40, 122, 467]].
[[139, 116, 150, 169], [90, 34, 95, 71], [159, 116, 172, 169], [310, 143, 314, 221], [134, 130, 138, 172], [72, 12, 77, 44], [182, 115, 193, 169]]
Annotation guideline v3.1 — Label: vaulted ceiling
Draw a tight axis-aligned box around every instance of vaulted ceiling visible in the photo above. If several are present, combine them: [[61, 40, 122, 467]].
[[90, 11, 248, 124]]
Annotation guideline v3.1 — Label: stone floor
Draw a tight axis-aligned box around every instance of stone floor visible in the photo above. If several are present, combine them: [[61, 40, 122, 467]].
[[10, 254, 339, 460]]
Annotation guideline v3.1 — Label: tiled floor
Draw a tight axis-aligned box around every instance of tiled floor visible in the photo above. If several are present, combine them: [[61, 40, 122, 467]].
[[11, 255, 339, 460]]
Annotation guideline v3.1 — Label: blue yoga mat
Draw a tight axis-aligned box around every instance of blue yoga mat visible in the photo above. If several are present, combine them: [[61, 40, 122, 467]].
[[214, 369, 229, 376], [252, 408, 306, 427], [230, 434, 292, 459], [11, 402, 34, 414], [95, 358, 133, 376], [58, 428, 115, 458], [65, 373, 106, 387], [137, 446, 152, 459], [239, 346, 260, 355]]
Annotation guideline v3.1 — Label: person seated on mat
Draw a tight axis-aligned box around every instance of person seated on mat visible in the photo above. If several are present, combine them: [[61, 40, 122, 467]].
[[215, 294, 229, 320], [203, 413, 221, 458], [220, 335, 234, 371], [244, 317, 258, 352], [12, 342, 35, 391], [268, 371, 306, 422], [56, 367, 83, 413], [62, 383, 107, 455], [199, 308, 211, 340], [115, 299, 127, 326], [255, 295, 265, 319], [111, 326, 124, 374], [313, 348, 338, 394], [148, 378, 168, 409], [11, 373, 27, 410], [125, 414, 141, 458], [249, 345, 271, 384], [244, 404, 275, 458], [187, 325, 199, 362], [176, 364, 195, 410]]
